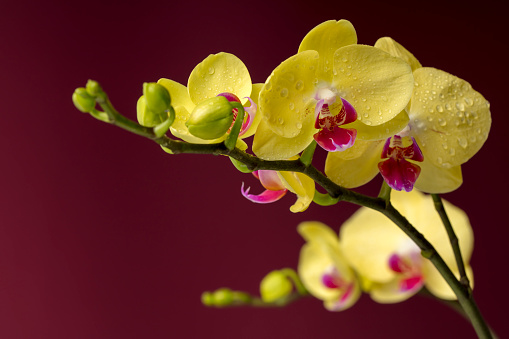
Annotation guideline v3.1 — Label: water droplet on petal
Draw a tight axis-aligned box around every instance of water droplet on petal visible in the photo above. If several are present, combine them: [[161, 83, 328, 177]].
[[280, 88, 288, 97], [296, 122, 302, 129], [208, 67, 215, 75], [295, 80, 304, 91], [438, 118, 447, 127], [364, 120, 372, 126], [289, 102, 295, 110], [458, 137, 468, 149]]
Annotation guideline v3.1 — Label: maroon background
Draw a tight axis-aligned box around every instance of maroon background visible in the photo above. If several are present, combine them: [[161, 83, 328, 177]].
[[1, 0, 507, 338]]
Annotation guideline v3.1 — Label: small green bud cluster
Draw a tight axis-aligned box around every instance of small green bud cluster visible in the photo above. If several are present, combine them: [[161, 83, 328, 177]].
[[201, 288, 252, 307], [186, 96, 235, 140], [137, 82, 174, 128]]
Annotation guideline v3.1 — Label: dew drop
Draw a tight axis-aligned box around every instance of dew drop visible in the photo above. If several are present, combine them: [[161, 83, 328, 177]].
[[364, 120, 372, 125], [366, 105, 371, 111], [457, 137, 468, 149], [289, 102, 295, 110], [341, 57, 348, 62], [208, 67, 215, 75], [278, 117, 284, 125], [445, 103, 452, 111], [464, 97, 473, 106], [296, 122, 303, 129], [280, 88, 288, 97], [456, 102, 465, 111], [449, 148, 456, 156], [438, 118, 447, 127], [363, 113, 369, 118], [295, 80, 304, 91], [436, 105, 444, 112], [469, 135, 476, 143], [442, 143, 448, 150], [265, 82, 272, 90], [437, 157, 443, 164], [427, 116, 433, 122]]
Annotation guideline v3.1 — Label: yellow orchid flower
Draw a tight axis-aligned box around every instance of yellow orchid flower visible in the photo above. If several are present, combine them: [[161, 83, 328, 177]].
[[252, 20, 414, 160], [340, 190, 473, 303], [137, 52, 262, 146], [325, 38, 491, 193], [241, 167, 315, 213], [298, 221, 361, 311]]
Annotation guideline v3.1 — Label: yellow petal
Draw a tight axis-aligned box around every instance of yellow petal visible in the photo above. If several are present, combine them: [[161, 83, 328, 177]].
[[414, 157, 463, 193], [344, 110, 410, 141], [169, 105, 225, 144], [325, 139, 384, 188], [240, 83, 264, 138], [188, 52, 252, 105], [298, 242, 342, 301], [410, 67, 491, 167], [252, 116, 316, 160], [278, 171, 315, 212], [340, 206, 407, 283], [423, 264, 474, 300], [298, 20, 357, 83], [374, 37, 422, 71], [298, 221, 339, 249], [369, 279, 420, 303], [157, 78, 195, 112], [333, 45, 414, 126], [259, 50, 319, 138]]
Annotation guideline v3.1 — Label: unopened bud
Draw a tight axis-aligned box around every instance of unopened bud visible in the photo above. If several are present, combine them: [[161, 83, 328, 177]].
[[260, 270, 293, 303], [212, 288, 234, 307], [137, 96, 168, 127], [72, 87, 96, 113], [143, 82, 171, 114], [85, 80, 101, 97], [186, 96, 234, 140]]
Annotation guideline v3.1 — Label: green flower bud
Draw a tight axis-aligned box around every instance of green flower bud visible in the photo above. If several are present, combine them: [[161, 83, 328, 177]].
[[186, 96, 234, 140], [85, 79, 101, 97], [212, 288, 234, 307], [229, 157, 253, 173], [72, 87, 96, 113], [201, 291, 214, 306], [143, 82, 171, 114], [137, 96, 168, 127], [260, 270, 293, 303]]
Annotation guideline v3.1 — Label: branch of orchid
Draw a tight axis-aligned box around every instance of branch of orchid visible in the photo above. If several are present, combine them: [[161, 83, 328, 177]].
[[202, 289, 307, 308], [381, 203, 491, 338], [431, 194, 471, 292], [79, 83, 492, 338]]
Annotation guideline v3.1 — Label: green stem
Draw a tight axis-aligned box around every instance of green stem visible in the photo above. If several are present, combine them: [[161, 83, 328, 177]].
[[80, 85, 493, 338], [225, 102, 245, 150], [431, 194, 471, 291], [378, 180, 392, 206], [300, 140, 317, 167], [281, 268, 308, 296]]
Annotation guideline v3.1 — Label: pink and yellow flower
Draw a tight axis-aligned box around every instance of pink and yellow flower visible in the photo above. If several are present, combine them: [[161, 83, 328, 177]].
[[325, 38, 491, 192], [252, 20, 414, 160], [339, 190, 474, 302]]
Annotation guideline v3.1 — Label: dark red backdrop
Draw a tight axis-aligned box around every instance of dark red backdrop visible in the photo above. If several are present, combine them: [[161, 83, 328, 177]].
[[1, 0, 507, 338]]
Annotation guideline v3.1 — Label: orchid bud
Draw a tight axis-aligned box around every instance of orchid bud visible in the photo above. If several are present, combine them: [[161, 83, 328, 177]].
[[72, 87, 96, 113], [211, 288, 234, 307], [85, 79, 101, 97], [136, 96, 167, 127], [186, 96, 234, 140], [143, 82, 171, 114], [260, 270, 293, 303]]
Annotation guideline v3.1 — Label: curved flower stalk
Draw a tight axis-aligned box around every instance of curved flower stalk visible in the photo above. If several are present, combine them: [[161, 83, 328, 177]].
[[340, 190, 473, 303], [325, 38, 492, 193], [252, 20, 414, 160], [241, 165, 315, 213], [137, 52, 262, 149], [298, 221, 361, 311]]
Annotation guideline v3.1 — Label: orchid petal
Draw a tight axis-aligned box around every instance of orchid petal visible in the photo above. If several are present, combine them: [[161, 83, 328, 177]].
[[252, 117, 317, 160], [259, 50, 319, 138], [423, 263, 474, 300], [410, 67, 491, 168], [188, 52, 252, 105], [241, 182, 287, 204], [298, 19, 357, 84], [369, 277, 423, 304], [414, 157, 463, 194], [374, 37, 422, 71], [344, 110, 410, 141], [314, 127, 356, 152], [157, 78, 195, 112], [325, 139, 384, 188], [378, 157, 421, 192], [258, 170, 286, 191], [278, 171, 315, 213], [240, 83, 264, 138], [333, 44, 414, 126]]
